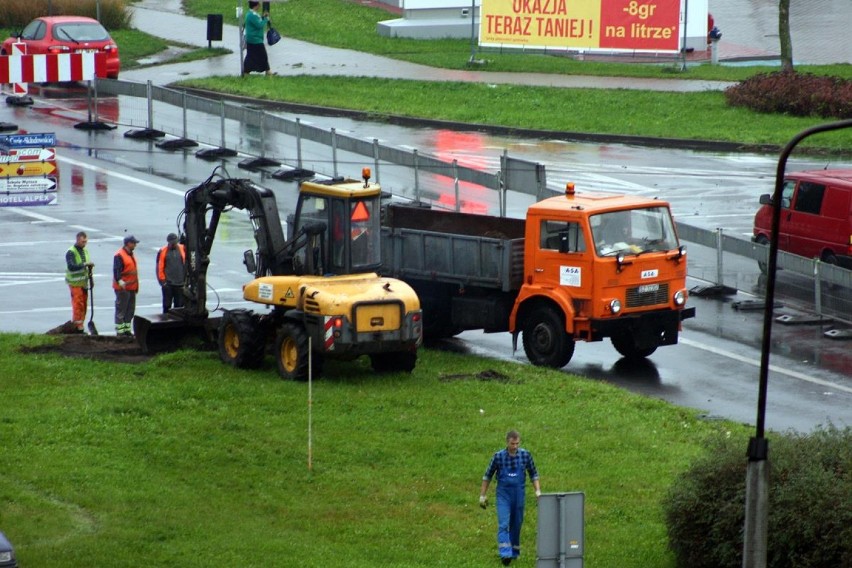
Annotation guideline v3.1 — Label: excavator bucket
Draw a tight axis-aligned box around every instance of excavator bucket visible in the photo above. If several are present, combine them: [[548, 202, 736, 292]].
[[134, 311, 221, 355]]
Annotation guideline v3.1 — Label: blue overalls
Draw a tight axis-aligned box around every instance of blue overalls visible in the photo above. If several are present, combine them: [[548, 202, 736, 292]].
[[484, 449, 538, 561]]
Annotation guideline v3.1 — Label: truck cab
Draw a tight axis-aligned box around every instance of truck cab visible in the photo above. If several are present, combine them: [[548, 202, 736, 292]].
[[516, 185, 692, 366]]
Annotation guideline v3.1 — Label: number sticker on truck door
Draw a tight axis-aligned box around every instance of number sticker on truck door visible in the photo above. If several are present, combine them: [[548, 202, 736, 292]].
[[560, 266, 582, 287]]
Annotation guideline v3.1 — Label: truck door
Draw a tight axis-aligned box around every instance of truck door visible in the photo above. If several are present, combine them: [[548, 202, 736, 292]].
[[534, 220, 592, 300]]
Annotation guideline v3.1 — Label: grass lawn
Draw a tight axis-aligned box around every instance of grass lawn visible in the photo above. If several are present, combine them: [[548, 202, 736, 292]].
[[0, 332, 750, 567]]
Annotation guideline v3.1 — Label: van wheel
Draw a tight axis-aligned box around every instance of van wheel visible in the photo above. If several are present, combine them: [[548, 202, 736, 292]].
[[275, 323, 311, 381], [611, 332, 657, 359], [755, 235, 769, 273], [522, 307, 574, 368], [218, 309, 266, 368]]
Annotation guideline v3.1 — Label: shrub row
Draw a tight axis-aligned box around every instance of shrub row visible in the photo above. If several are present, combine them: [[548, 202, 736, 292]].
[[725, 70, 852, 119], [663, 425, 852, 568], [0, 0, 130, 31]]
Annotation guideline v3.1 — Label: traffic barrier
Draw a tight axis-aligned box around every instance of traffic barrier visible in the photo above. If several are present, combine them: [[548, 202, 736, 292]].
[[0, 52, 107, 84]]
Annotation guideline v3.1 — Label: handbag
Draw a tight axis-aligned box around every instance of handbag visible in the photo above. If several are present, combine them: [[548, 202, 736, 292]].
[[267, 26, 282, 46]]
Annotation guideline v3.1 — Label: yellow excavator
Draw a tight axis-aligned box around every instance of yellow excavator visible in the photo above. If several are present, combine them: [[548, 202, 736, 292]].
[[134, 168, 422, 380]]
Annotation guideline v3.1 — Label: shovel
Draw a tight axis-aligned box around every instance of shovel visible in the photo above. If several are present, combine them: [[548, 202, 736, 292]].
[[87, 266, 98, 336]]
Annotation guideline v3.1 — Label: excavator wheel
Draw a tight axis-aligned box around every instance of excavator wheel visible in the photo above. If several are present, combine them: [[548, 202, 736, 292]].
[[275, 323, 312, 381], [218, 309, 266, 369], [369, 350, 417, 374]]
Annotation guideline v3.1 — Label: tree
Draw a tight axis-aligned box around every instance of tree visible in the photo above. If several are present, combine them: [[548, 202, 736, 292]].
[[779, 0, 793, 71]]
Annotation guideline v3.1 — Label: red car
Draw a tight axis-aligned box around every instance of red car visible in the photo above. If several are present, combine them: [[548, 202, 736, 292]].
[[1, 16, 120, 79]]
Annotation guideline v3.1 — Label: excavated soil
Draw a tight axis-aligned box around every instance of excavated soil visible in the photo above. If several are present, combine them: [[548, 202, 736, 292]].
[[22, 333, 153, 364]]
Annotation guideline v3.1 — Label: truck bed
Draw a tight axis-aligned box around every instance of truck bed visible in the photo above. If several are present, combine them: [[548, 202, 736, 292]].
[[381, 204, 525, 292]]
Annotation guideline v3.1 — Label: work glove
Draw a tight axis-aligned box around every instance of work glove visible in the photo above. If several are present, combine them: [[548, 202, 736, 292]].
[[479, 495, 487, 509], [118, 279, 126, 289]]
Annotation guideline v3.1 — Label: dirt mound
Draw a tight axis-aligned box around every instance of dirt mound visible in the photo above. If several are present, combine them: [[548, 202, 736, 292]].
[[22, 334, 153, 364]]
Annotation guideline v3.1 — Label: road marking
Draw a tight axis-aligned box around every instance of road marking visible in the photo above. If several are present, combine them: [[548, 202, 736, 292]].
[[57, 155, 185, 197], [3, 207, 64, 223], [680, 336, 852, 395]]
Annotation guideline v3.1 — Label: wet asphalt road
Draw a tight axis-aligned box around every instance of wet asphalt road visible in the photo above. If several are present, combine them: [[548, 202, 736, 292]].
[[0, 93, 850, 435]]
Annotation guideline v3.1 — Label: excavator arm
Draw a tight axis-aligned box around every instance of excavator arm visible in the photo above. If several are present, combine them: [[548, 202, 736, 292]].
[[136, 173, 297, 352]]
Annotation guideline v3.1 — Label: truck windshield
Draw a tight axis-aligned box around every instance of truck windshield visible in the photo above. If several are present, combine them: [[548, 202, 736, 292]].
[[590, 207, 678, 257]]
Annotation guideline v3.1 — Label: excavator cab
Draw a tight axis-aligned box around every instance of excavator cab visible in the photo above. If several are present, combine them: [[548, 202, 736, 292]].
[[289, 168, 383, 276]]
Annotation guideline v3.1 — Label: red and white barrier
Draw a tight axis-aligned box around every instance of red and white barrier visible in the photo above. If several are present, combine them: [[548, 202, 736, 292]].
[[1, 52, 107, 85]]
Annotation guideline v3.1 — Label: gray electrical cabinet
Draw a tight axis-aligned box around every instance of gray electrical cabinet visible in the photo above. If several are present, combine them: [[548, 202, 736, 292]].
[[536, 492, 584, 568]]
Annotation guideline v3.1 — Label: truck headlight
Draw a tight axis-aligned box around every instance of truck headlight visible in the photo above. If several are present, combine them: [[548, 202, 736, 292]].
[[0, 552, 12, 562], [674, 289, 686, 306], [609, 299, 622, 314]]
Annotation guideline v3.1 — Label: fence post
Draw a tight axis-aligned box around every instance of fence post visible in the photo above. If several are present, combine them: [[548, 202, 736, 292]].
[[716, 228, 725, 287], [331, 127, 338, 178], [373, 138, 380, 183], [413, 149, 420, 203], [296, 118, 303, 169], [813, 258, 823, 319], [220, 100, 227, 148], [453, 159, 460, 212]]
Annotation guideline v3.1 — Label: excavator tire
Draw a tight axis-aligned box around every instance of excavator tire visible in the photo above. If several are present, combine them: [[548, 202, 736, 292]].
[[275, 323, 312, 381], [218, 309, 266, 369], [369, 351, 417, 374]]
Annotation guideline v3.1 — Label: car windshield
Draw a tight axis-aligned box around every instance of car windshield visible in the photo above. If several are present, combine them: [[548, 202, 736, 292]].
[[54, 23, 110, 42], [590, 207, 679, 257]]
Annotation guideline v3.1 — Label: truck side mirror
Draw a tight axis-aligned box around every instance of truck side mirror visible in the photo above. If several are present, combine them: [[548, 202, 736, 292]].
[[758, 194, 772, 205], [243, 249, 257, 274]]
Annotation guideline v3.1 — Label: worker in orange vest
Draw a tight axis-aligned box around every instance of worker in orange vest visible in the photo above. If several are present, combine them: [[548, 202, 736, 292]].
[[156, 233, 186, 313], [113, 235, 139, 336]]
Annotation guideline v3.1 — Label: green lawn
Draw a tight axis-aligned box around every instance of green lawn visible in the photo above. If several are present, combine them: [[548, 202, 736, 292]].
[[1, 332, 750, 567]]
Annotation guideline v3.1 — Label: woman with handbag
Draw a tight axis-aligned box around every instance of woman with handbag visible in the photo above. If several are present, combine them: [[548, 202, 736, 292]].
[[243, 0, 273, 76]]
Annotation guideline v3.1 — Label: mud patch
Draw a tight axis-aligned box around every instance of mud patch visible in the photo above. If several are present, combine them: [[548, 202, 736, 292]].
[[21, 334, 153, 364], [439, 369, 513, 383]]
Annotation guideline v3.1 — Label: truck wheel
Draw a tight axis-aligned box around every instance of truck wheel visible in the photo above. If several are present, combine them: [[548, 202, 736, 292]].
[[755, 235, 769, 273], [218, 309, 266, 368], [275, 323, 311, 381], [610, 333, 658, 359], [370, 351, 417, 373], [522, 307, 574, 368]]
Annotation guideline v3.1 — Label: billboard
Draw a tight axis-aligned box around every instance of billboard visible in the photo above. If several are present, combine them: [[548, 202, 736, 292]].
[[479, 0, 682, 53]]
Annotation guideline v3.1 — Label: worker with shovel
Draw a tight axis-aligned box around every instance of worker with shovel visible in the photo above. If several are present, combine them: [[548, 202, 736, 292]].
[[65, 231, 94, 334]]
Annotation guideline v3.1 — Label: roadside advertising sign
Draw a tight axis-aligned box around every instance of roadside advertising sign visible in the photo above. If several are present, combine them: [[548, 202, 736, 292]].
[[479, 0, 682, 53], [0, 161, 57, 177], [0, 177, 58, 192], [0, 192, 58, 207], [0, 148, 56, 163]]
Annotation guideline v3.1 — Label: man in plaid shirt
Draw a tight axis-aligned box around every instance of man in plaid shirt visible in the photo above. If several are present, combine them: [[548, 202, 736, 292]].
[[480, 430, 541, 566]]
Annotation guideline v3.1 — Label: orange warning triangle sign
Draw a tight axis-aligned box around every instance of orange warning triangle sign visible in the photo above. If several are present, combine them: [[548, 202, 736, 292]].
[[351, 201, 370, 222]]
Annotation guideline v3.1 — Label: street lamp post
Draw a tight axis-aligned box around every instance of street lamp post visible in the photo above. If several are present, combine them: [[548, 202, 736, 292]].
[[742, 118, 852, 568]]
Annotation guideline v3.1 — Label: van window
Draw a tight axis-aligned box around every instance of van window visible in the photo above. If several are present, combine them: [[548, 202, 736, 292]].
[[793, 182, 826, 215], [780, 180, 795, 208]]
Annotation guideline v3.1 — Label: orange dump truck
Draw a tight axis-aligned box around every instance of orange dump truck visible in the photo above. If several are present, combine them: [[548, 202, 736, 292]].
[[381, 184, 695, 368]]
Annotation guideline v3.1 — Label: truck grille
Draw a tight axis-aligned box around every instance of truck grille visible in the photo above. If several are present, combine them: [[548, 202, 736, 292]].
[[626, 283, 669, 308]]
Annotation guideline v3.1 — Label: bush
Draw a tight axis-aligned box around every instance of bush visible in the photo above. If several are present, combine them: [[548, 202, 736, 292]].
[[0, 0, 130, 31], [725, 70, 852, 119], [663, 425, 852, 568]]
